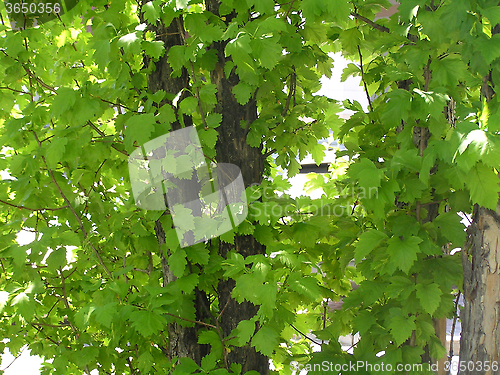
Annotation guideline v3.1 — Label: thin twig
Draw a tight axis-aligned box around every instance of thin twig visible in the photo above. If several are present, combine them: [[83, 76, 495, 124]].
[[357, 45, 374, 113], [0, 345, 27, 371], [448, 291, 461, 360], [285, 0, 297, 20], [290, 324, 322, 345], [0, 199, 69, 212], [351, 12, 390, 33], [164, 312, 217, 329]]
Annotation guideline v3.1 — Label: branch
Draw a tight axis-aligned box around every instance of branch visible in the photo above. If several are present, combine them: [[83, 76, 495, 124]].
[[0, 86, 29, 94], [351, 12, 390, 33], [22, 65, 57, 93], [0, 199, 69, 212], [285, 0, 297, 20], [164, 312, 218, 329], [190, 62, 208, 130], [357, 45, 374, 113], [448, 291, 461, 359], [86, 121, 129, 156], [281, 70, 296, 117], [0, 345, 27, 371], [32, 130, 113, 279], [290, 324, 322, 345]]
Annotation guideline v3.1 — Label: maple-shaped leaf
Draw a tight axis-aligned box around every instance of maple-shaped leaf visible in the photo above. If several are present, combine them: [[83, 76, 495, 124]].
[[459, 129, 500, 169], [130, 309, 166, 337], [232, 82, 254, 105], [52, 87, 77, 117], [475, 34, 500, 65], [388, 309, 416, 346], [250, 36, 282, 70], [124, 113, 156, 151], [251, 325, 279, 356], [143, 1, 160, 24], [168, 249, 187, 278], [386, 236, 422, 274], [465, 163, 500, 210], [416, 283, 442, 316], [93, 302, 117, 328], [434, 212, 466, 247], [354, 229, 388, 263], [348, 158, 385, 189], [381, 89, 412, 129], [143, 41, 165, 60], [236, 320, 256, 346], [45, 137, 68, 169]]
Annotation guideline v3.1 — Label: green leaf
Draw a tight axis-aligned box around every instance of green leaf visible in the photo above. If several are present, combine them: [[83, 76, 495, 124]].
[[175, 274, 199, 293], [168, 45, 188, 72], [381, 89, 412, 129], [232, 82, 254, 105], [173, 357, 200, 374], [250, 36, 282, 70], [482, 6, 500, 25], [475, 34, 500, 65], [130, 309, 166, 337], [11, 292, 35, 320], [251, 325, 278, 356], [46, 247, 67, 271], [185, 245, 209, 265], [124, 113, 156, 150], [434, 212, 466, 247], [143, 40, 165, 60], [348, 158, 385, 189], [199, 83, 217, 105], [429, 56, 467, 87], [288, 276, 321, 301], [45, 137, 68, 169], [459, 129, 500, 169], [169, 249, 187, 278], [93, 302, 117, 328], [199, 128, 218, 148], [138, 351, 154, 374], [247, 0, 274, 14], [416, 283, 442, 315], [236, 320, 256, 346], [388, 309, 416, 346], [310, 143, 325, 166], [118, 32, 142, 55], [354, 229, 388, 263], [52, 88, 77, 118], [143, 1, 160, 24], [465, 163, 500, 210], [206, 113, 222, 128], [386, 236, 422, 274]]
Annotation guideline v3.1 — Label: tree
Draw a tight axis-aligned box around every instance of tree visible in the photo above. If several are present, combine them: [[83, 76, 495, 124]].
[[0, 0, 499, 375]]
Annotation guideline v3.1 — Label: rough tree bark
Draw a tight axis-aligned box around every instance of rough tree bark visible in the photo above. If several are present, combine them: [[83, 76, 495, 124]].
[[459, 202, 500, 375], [459, 37, 500, 372], [143, 13, 212, 365], [141, 0, 269, 372], [206, 1, 269, 372]]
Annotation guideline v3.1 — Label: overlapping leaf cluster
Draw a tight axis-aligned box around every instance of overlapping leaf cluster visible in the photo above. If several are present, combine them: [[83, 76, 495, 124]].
[[0, 0, 498, 374]]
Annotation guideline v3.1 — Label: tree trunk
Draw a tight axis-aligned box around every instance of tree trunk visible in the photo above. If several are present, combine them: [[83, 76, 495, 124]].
[[143, 11, 212, 366], [205, 1, 270, 372], [143, 0, 269, 371], [459, 202, 500, 375]]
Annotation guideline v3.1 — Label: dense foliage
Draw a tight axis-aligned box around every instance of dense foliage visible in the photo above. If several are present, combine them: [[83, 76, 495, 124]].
[[0, 0, 499, 374]]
